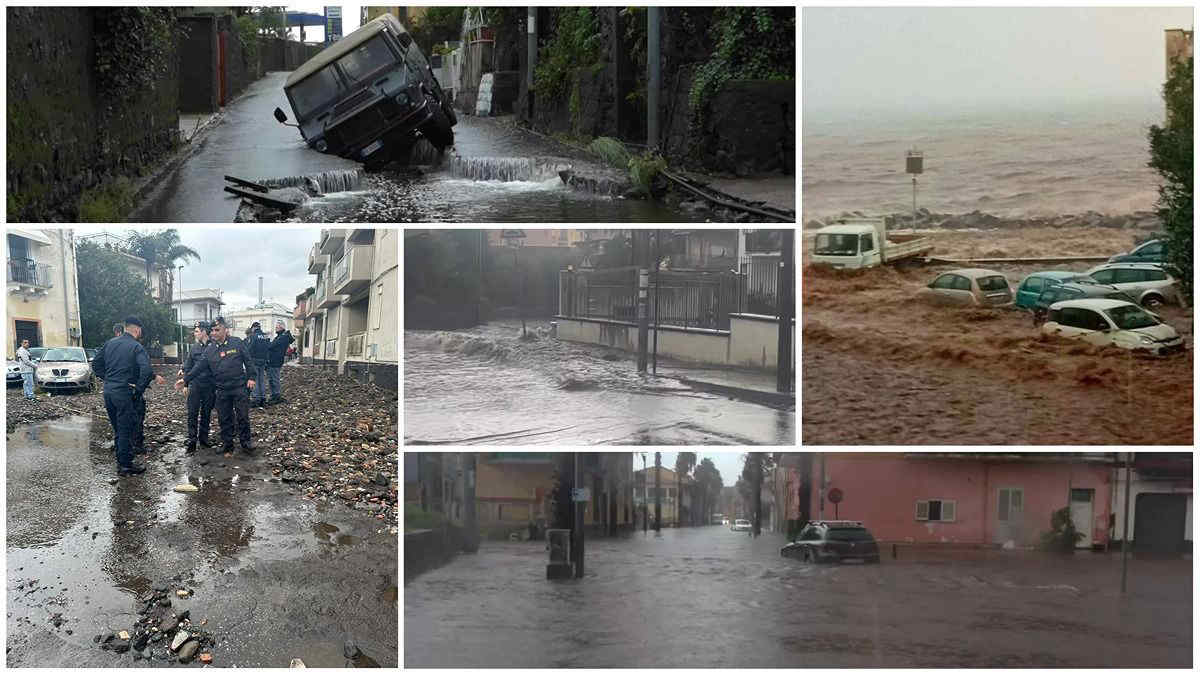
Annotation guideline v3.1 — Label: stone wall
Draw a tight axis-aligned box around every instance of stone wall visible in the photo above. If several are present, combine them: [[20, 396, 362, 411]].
[[7, 7, 180, 222], [260, 38, 323, 72], [178, 16, 218, 113], [404, 527, 464, 582]]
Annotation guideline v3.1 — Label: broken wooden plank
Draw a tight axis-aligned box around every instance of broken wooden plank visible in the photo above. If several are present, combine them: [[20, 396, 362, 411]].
[[223, 185, 301, 211], [223, 175, 270, 193]]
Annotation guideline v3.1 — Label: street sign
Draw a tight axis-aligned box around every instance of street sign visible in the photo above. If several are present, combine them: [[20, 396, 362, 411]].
[[828, 488, 844, 504], [572, 487, 590, 502]]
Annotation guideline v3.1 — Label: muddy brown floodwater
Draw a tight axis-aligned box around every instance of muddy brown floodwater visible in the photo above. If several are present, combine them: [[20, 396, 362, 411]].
[[802, 226, 1193, 445]]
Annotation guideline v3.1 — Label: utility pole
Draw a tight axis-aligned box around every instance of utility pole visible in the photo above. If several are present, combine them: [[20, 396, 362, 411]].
[[642, 453, 648, 533], [1121, 452, 1132, 593], [776, 231, 794, 393], [637, 231, 650, 372], [752, 453, 763, 538], [647, 8, 660, 150], [652, 229, 660, 374], [462, 453, 478, 553], [574, 452, 585, 578], [654, 452, 662, 532], [526, 7, 536, 121], [517, 244, 526, 338]]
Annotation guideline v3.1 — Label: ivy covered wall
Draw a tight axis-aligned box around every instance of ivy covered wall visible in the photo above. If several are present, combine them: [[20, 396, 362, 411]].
[[7, 7, 180, 221]]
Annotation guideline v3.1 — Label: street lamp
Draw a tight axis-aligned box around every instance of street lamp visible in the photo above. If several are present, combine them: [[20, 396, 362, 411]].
[[177, 266, 184, 358]]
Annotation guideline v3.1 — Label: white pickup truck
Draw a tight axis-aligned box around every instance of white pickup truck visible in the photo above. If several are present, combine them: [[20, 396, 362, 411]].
[[810, 217, 934, 269]]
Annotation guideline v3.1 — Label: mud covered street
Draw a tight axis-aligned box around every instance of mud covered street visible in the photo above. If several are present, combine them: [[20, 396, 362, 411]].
[[5, 364, 398, 667], [802, 226, 1193, 444], [405, 526, 1191, 667]]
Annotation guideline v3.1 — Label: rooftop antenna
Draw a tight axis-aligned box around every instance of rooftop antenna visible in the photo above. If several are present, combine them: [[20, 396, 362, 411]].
[[258, 276, 264, 306], [906, 148, 923, 227]]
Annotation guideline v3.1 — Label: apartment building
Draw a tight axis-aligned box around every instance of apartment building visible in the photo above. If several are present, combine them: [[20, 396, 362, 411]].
[[7, 229, 82, 355], [305, 228, 398, 390]]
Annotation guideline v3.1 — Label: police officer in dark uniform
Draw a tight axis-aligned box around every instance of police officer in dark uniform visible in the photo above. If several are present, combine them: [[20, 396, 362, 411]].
[[247, 321, 271, 407], [91, 316, 153, 476], [178, 321, 216, 452], [176, 316, 257, 454]]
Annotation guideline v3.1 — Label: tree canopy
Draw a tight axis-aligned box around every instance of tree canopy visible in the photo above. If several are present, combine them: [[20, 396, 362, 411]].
[[78, 241, 177, 349], [124, 229, 200, 286], [1149, 56, 1193, 301]]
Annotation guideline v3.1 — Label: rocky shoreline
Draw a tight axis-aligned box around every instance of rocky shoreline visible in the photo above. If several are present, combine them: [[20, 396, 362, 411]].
[[805, 208, 1161, 232]]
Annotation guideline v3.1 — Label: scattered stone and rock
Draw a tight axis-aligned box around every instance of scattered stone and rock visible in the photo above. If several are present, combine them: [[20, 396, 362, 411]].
[[97, 581, 216, 666]]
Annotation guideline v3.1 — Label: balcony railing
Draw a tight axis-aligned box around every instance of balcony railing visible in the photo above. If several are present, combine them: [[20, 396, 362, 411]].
[[7, 258, 54, 289], [332, 253, 349, 286], [346, 332, 365, 357], [324, 338, 338, 358]]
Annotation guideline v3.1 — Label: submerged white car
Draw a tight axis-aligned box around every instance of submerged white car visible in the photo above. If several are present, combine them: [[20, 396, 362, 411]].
[[1041, 299, 1185, 356], [731, 519, 752, 532]]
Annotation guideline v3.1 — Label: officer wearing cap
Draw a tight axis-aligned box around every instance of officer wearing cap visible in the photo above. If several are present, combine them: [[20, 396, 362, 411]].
[[91, 316, 153, 476], [176, 316, 257, 454], [177, 321, 216, 452], [247, 321, 271, 408]]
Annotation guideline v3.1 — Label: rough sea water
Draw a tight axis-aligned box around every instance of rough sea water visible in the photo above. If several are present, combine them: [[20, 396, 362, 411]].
[[802, 100, 1164, 222]]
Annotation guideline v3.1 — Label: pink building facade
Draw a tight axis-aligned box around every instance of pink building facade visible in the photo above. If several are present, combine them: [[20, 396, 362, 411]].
[[806, 454, 1114, 548]]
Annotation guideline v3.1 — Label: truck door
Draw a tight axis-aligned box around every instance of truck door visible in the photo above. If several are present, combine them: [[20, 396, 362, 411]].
[[859, 232, 878, 267]]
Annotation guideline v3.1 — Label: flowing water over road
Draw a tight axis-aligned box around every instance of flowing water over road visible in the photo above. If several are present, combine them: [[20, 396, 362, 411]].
[[404, 322, 794, 445], [405, 525, 1191, 667], [6, 415, 397, 667]]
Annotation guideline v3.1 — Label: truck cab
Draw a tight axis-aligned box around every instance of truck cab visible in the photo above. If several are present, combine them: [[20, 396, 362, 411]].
[[811, 219, 886, 269], [274, 13, 456, 169]]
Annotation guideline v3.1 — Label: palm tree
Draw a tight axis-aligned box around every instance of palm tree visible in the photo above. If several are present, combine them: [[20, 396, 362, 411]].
[[125, 229, 201, 299], [674, 452, 696, 526]]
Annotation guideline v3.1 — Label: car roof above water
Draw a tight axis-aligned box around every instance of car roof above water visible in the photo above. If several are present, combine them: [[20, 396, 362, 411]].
[[1048, 298, 1138, 311]]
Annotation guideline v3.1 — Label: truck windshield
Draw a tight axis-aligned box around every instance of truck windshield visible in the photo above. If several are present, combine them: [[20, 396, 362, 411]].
[[814, 234, 858, 256], [1105, 305, 1159, 330], [339, 35, 398, 85], [289, 65, 343, 120]]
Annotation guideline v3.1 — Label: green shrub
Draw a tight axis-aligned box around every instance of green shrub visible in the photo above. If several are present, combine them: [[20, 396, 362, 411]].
[[589, 137, 631, 170], [629, 151, 667, 196], [1037, 507, 1084, 553], [78, 177, 136, 222], [533, 8, 602, 100], [404, 503, 447, 532]]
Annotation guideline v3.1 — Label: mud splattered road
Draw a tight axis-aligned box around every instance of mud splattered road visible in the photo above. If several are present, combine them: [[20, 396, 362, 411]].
[[802, 226, 1193, 444]]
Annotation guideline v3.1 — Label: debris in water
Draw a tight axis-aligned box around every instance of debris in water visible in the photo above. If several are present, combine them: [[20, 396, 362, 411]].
[[173, 484, 199, 493]]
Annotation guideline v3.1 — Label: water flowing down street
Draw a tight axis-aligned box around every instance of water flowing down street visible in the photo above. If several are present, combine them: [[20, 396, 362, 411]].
[[131, 72, 704, 224], [404, 322, 794, 446], [404, 526, 1192, 668]]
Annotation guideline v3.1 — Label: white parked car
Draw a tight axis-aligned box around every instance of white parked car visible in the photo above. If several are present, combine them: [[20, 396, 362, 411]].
[[731, 519, 752, 532], [1082, 263, 1180, 307], [1041, 299, 1185, 356]]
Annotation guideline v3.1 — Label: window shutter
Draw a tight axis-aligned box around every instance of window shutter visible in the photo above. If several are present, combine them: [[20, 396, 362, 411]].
[[915, 500, 929, 521], [942, 500, 956, 522]]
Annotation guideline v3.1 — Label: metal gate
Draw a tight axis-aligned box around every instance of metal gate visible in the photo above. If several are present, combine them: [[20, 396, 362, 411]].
[[1133, 493, 1189, 554]]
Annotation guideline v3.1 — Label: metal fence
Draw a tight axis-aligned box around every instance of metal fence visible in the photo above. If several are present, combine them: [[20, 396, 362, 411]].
[[559, 267, 749, 331], [7, 258, 54, 288]]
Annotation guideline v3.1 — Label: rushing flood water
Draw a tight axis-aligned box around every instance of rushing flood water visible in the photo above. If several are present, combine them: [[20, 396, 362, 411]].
[[405, 526, 1192, 667], [404, 322, 794, 445]]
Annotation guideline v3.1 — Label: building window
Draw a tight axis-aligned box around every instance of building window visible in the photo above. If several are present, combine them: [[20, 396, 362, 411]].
[[915, 499, 956, 522], [997, 488, 1023, 522]]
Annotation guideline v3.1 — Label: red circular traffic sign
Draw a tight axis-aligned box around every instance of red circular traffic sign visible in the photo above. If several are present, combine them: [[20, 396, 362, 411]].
[[828, 488, 844, 504]]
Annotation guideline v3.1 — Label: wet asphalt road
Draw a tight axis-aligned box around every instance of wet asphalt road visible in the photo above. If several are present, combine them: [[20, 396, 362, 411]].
[[404, 321, 794, 445], [404, 525, 1191, 668], [6, 414, 397, 667], [133, 71, 692, 223]]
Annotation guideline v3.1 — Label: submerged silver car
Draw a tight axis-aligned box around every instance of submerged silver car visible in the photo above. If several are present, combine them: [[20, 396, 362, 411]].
[[35, 347, 95, 393]]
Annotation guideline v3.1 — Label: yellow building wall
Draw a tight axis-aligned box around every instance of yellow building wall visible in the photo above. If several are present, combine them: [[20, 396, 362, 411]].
[[7, 230, 81, 356]]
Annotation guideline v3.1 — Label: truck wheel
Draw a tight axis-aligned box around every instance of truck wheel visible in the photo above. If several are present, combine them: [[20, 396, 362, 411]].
[[1143, 294, 1165, 308], [422, 97, 454, 150]]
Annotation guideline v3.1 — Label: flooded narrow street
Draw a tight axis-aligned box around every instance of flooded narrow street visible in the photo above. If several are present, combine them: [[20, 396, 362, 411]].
[[404, 321, 794, 445], [404, 526, 1191, 668], [6, 414, 397, 667]]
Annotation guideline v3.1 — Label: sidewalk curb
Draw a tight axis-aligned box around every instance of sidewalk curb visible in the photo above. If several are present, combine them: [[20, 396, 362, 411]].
[[129, 110, 226, 214], [667, 375, 795, 409]]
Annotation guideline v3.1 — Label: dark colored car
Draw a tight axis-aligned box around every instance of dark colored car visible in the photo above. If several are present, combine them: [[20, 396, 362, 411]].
[[1031, 282, 1140, 325], [781, 521, 881, 564], [274, 13, 456, 170], [1109, 238, 1168, 264]]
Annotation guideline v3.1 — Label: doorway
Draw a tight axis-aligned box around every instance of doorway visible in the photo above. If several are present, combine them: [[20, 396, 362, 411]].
[[1069, 488, 1095, 548]]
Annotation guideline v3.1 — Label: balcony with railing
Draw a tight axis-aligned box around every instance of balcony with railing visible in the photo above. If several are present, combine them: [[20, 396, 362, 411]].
[[318, 228, 347, 256], [315, 274, 343, 309], [332, 244, 374, 296], [7, 258, 54, 294], [308, 243, 328, 274], [345, 332, 365, 358]]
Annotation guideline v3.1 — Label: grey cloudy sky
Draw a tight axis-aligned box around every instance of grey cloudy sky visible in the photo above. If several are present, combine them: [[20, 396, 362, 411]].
[[649, 451, 745, 488], [89, 227, 322, 313], [804, 7, 1194, 114]]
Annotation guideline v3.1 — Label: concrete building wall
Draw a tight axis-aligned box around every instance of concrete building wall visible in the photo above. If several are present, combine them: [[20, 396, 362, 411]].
[[7, 230, 82, 355], [810, 455, 1112, 547], [557, 315, 788, 371], [1111, 470, 1193, 543], [729, 314, 794, 369], [366, 229, 399, 365]]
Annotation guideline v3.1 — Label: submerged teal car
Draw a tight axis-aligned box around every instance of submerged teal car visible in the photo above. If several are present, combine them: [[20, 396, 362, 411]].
[[1013, 271, 1093, 309]]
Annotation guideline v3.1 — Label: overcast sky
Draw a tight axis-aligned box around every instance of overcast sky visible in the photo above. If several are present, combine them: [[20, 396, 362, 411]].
[[284, 3, 363, 43], [804, 7, 1195, 115], [86, 227, 322, 313], [648, 452, 746, 488]]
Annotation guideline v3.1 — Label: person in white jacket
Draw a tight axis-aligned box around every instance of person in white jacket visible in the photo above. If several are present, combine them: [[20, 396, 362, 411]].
[[15, 339, 35, 401]]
